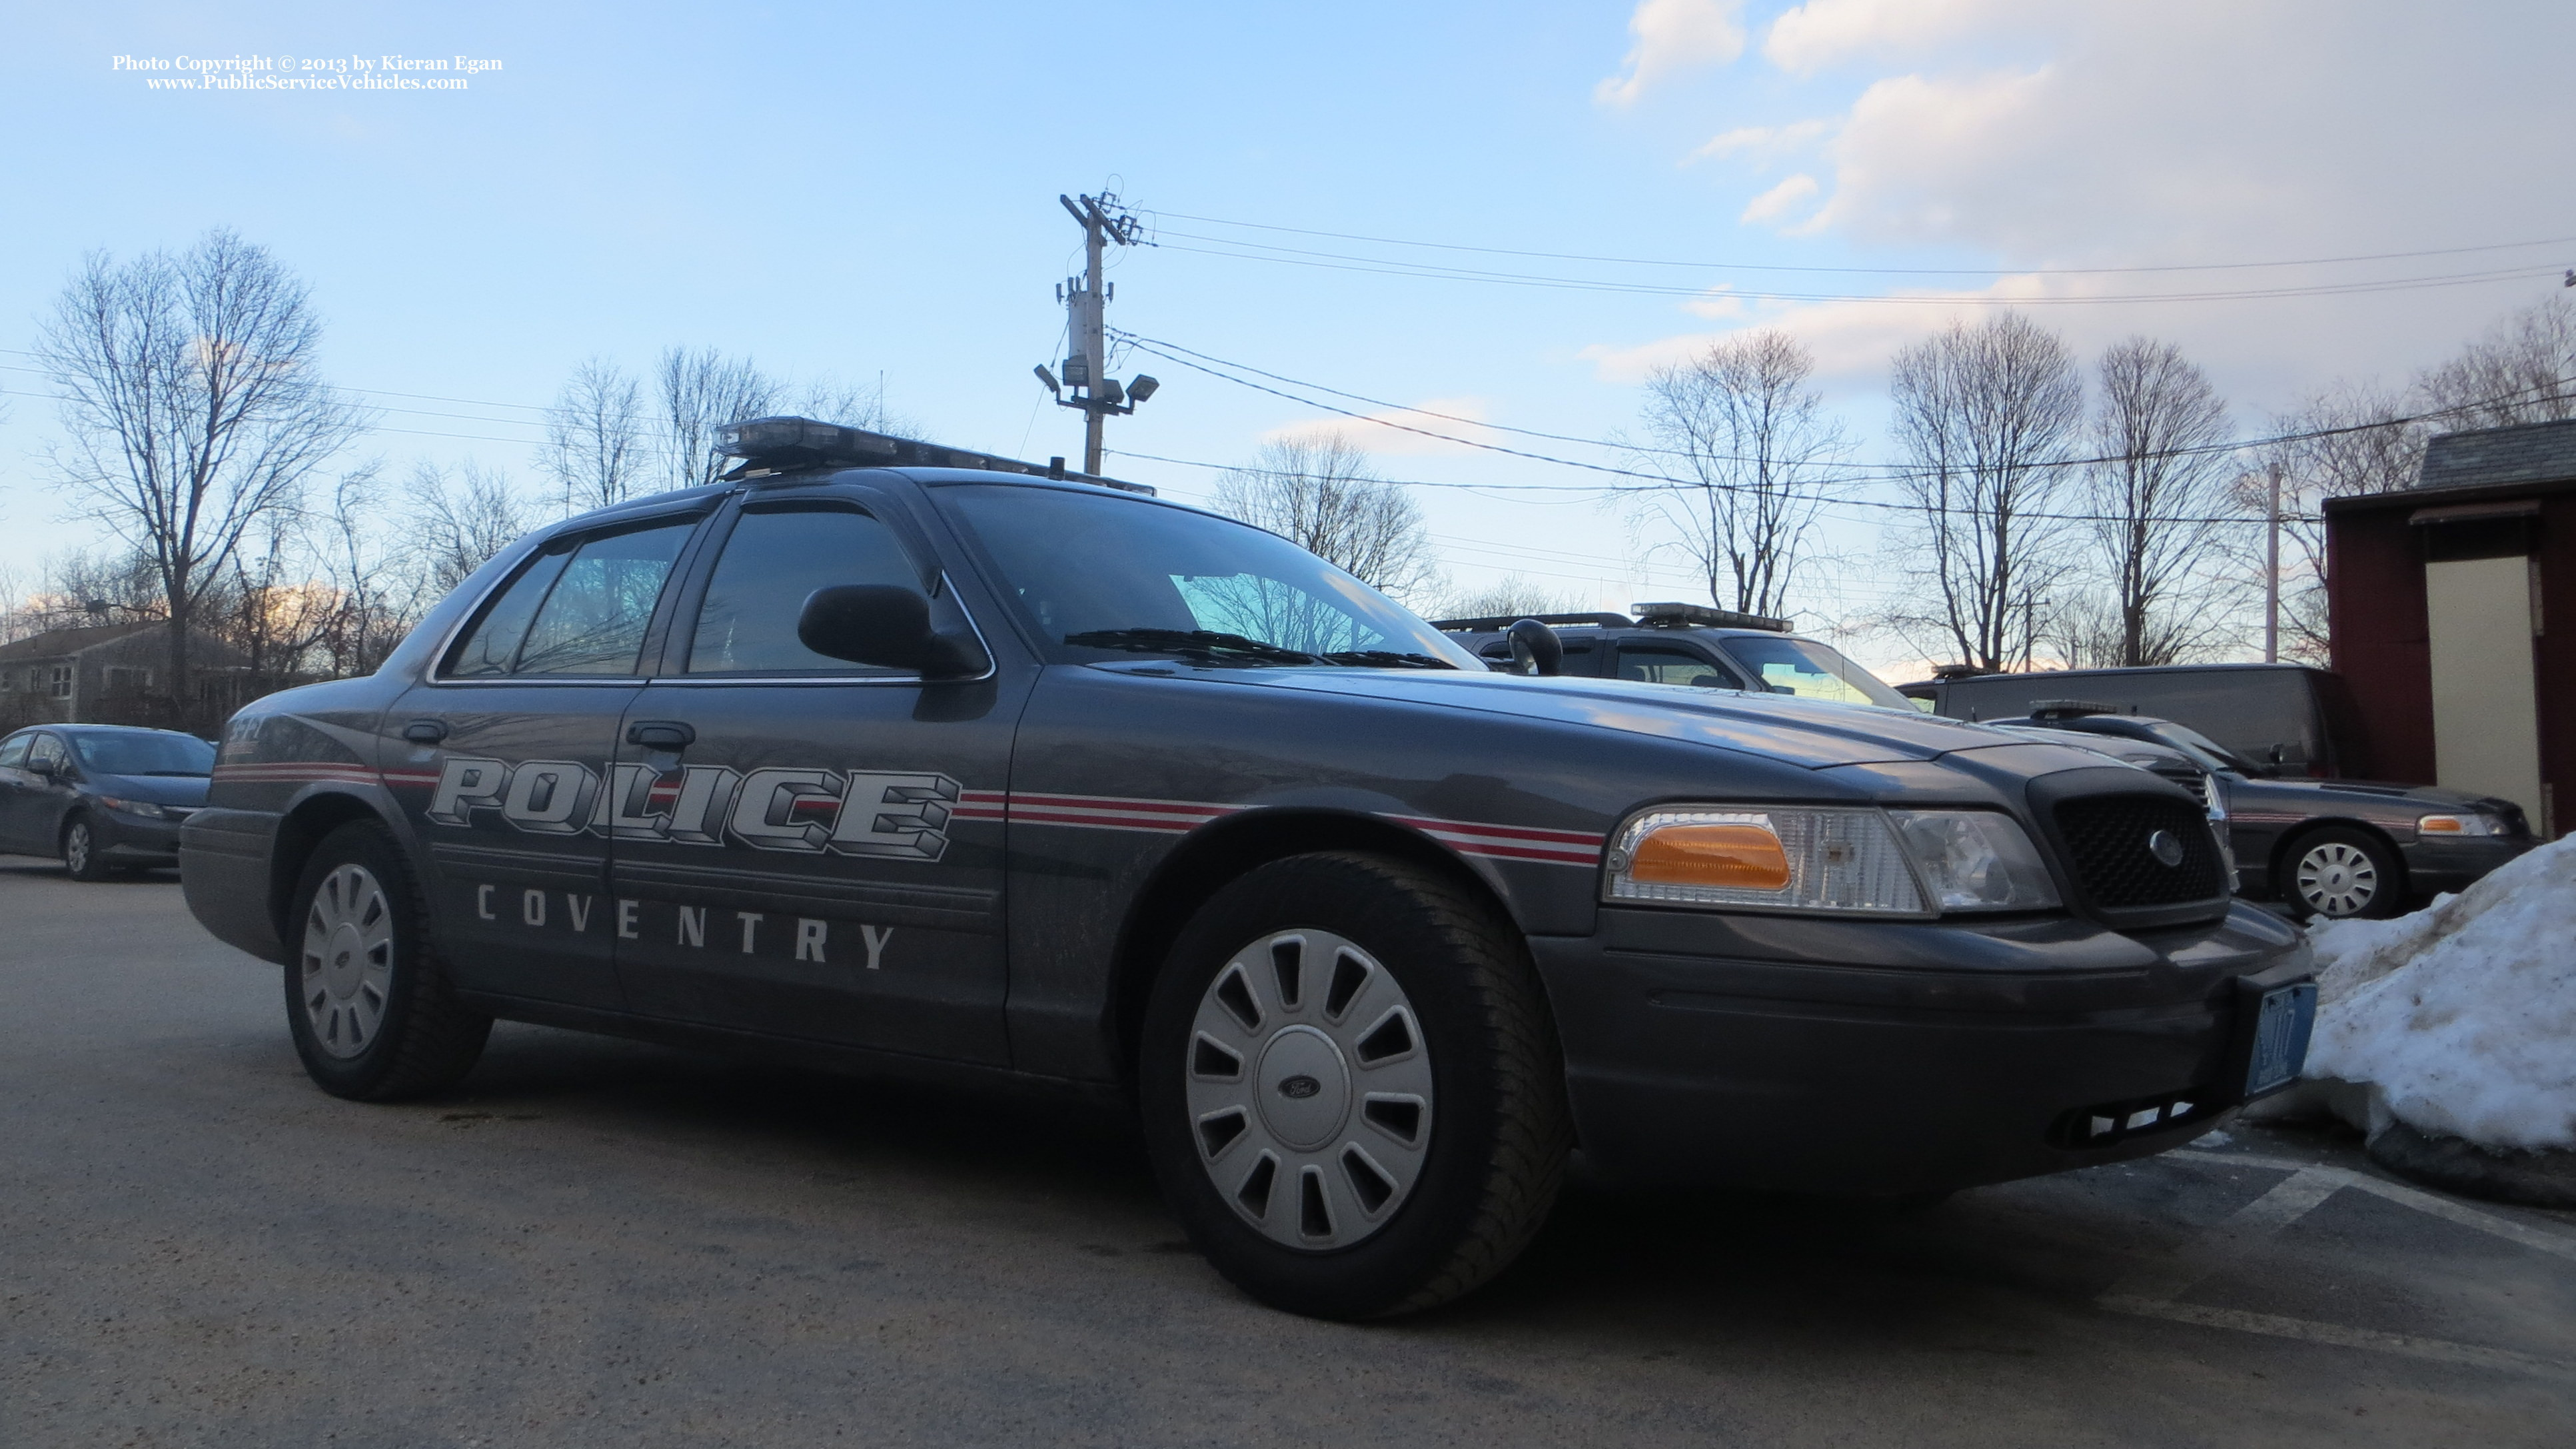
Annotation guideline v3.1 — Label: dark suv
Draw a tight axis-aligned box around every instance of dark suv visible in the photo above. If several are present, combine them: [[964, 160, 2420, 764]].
[[1435, 603, 1916, 709], [0, 724, 214, 878], [178, 417, 2314, 1320]]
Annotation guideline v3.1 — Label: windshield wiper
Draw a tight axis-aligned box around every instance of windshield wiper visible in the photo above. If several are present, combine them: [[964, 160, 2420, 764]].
[[1318, 650, 1457, 670], [1066, 628, 1325, 667]]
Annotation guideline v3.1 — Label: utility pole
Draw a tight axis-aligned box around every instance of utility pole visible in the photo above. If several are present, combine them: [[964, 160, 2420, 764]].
[[2262, 461, 2282, 664], [1033, 193, 1159, 475]]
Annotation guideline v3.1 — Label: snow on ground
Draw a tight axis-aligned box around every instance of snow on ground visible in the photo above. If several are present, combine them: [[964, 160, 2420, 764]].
[[2301, 833, 2576, 1150]]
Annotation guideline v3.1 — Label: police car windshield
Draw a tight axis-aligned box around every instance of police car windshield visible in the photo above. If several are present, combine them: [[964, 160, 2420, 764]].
[[2138, 719, 2259, 774], [1716, 635, 1910, 709], [937, 485, 1480, 669]]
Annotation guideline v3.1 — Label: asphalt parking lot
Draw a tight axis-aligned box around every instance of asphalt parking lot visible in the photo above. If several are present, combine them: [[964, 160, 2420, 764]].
[[4, 858, 2571, 1448]]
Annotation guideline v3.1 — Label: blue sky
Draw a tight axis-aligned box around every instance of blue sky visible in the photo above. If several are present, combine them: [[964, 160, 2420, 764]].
[[5, 1, 2571, 671]]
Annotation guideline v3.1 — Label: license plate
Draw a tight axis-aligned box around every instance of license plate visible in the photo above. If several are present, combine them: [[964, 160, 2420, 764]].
[[2245, 982, 2317, 1098]]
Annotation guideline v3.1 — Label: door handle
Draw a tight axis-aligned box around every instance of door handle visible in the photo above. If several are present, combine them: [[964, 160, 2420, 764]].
[[626, 721, 696, 750], [402, 720, 448, 744]]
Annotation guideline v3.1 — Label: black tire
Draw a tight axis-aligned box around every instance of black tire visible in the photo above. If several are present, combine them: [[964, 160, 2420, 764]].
[[283, 819, 492, 1100], [2283, 825, 2405, 920], [61, 814, 113, 882], [1139, 851, 1571, 1319]]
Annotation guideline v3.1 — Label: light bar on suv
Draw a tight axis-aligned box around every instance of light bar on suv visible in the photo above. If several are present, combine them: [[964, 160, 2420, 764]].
[[1631, 601, 1792, 633]]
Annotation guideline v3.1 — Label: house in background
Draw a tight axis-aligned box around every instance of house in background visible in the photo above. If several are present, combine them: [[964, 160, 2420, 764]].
[[0, 621, 252, 730], [2325, 416, 2574, 838]]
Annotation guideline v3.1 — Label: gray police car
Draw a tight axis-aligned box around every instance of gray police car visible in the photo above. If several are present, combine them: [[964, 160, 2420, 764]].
[[179, 417, 2315, 1320]]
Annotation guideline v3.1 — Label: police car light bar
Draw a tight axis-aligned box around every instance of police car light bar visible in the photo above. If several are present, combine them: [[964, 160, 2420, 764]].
[[715, 415, 1155, 495], [1631, 601, 1793, 633]]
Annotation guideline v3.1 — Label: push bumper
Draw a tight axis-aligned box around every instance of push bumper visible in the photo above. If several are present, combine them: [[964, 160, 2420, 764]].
[[2398, 834, 2535, 897], [1530, 901, 2312, 1196]]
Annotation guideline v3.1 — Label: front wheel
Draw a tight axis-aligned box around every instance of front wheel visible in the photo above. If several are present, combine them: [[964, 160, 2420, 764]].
[[1139, 852, 1571, 1319], [2286, 826, 2403, 920], [284, 820, 492, 1099], [61, 814, 113, 881]]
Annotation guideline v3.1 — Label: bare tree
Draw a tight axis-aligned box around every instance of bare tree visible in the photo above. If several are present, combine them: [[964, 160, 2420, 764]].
[[1886, 312, 2086, 671], [1435, 575, 1585, 621], [658, 347, 778, 491], [1633, 330, 1846, 618], [2241, 381, 2423, 665], [1215, 435, 1441, 601], [2414, 294, 2576, 428], [36, 229, 367, 709], [541, 359, 647, 512], [412, 460, 531, 595], [2081, 337, 2240, 667]]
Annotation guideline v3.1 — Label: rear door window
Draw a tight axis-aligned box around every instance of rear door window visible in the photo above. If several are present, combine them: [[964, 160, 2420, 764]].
[[0, 734, 28, 768]]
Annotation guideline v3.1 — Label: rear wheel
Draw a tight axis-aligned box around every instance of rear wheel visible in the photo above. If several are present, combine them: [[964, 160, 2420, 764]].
[[61, 814, 113, 882], [1139, 852, 1570, 1319], [2286, 826, 2403, 919], [284, 820, 492, 1099]]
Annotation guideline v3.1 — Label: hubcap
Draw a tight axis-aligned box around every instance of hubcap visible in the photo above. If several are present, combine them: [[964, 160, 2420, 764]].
[[65, 823, 90, 873], [2295, 841, 2379, 917], [1183, 928, 1433, 1251], [301, 864, 395, 1058]]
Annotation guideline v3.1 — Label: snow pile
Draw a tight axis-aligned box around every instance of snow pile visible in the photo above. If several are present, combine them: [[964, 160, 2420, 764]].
[[2301, 833, 2576, 1150]]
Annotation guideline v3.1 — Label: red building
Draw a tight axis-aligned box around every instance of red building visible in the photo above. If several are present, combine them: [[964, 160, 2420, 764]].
[[2324, 417, 2575, 839]]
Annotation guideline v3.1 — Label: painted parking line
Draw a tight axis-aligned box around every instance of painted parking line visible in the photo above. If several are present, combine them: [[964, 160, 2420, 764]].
[[2094, 1148, 2576, 1381]]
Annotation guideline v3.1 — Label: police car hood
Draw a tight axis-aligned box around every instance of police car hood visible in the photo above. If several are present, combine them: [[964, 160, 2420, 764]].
[[1141, 664, 2010, 769]]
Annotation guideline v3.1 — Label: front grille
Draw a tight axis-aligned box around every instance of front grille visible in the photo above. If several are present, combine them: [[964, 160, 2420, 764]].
[[2052, 793, 2228, 908]]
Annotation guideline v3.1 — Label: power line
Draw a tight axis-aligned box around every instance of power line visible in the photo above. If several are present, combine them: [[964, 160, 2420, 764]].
[[1113, 331, 2576, 503], [1149, 235, 2561, 307], [1147, 209, 2576, 280]]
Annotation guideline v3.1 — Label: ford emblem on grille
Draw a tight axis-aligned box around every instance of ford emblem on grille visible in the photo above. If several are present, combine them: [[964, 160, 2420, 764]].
[[1278, 1075, 1322, 1099], [2146, 829, 2185, 868]]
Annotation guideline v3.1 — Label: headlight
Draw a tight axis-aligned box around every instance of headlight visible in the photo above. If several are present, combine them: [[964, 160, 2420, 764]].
[[1606, 807, 1925, 914], [1886, 810, 2061, 911], [1607, 805, 2060, 916], [96, 796, 167, 819], [2418, 812, 2501, 837]]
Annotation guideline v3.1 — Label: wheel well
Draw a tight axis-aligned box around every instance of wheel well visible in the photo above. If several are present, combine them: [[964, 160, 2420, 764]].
[[269, 792, 392, 942], [1105, 810, 1513, 1086], [2269, 818, 2405, 896]]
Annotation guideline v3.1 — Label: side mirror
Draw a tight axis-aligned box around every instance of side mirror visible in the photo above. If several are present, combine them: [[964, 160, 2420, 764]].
[[797, 585, 990, 680], [27, 758, 57, 779], [1506, 618, 1563, 677]]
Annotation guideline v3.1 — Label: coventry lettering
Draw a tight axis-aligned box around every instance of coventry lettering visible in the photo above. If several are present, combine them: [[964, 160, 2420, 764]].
[[470, 885, 896, 969], [427, 756, 960, 860]]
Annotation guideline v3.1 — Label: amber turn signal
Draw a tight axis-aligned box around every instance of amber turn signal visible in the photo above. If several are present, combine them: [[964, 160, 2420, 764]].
[[1628, 823, 1792, 890]]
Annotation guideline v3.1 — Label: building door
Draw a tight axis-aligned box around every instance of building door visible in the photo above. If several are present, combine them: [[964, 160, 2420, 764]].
[[2425, 551, 2543, 826], [606, 489, 1018, 1064], [386, 512, 708, 1012]]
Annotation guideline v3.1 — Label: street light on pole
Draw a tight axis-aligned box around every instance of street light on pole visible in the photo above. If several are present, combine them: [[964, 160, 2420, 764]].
[[1041, 192, 1160, 475]]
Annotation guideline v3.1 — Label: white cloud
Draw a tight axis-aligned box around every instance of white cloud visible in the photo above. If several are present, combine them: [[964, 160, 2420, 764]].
[[1607, 1, 2576, 409], [1596, 0, 1747, 108], [1261, 397, 1499, 457], [1690, 119, 1827, 165], [1761, 0, 2045, 76], [1739, 173, 1822, 227]]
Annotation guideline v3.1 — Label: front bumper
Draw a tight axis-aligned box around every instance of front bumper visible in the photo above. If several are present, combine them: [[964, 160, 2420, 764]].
[[95, 812, 185, 862], [2398, 833, 2536, 896], [1530, 901, 2311, 1196]]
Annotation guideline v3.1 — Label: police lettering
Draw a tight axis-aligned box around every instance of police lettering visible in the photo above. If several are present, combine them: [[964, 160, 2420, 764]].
[[423, 755, 956, 859]]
